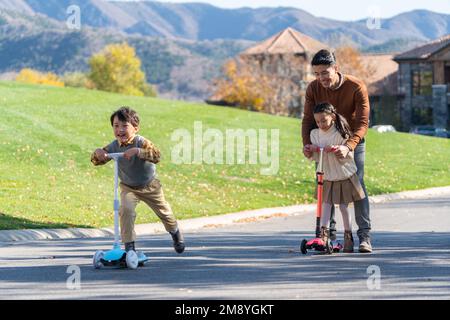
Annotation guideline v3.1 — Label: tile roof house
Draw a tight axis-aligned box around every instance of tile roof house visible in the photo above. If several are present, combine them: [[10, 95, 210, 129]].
[[393, 35, 450, 130], [207, 27, 329, 117], [241, 27, 327, 56]]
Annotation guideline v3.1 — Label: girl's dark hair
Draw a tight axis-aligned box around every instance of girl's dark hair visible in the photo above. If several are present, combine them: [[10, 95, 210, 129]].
[[110, 106, 140, 127], [313, 102, 352, 139], [311, 49, 336, 66]]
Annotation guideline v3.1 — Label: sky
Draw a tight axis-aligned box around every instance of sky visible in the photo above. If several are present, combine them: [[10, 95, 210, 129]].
[[121, 0, 450, 21]]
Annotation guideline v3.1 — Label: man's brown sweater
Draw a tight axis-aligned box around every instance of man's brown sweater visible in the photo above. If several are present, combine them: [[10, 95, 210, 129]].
[[301, 73, 370, 151]]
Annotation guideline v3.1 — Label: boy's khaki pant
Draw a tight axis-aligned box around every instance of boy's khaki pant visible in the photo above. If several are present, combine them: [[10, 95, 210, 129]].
[[119, 178, 178, 243]]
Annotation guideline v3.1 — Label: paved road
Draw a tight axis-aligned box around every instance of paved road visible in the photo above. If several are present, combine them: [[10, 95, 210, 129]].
[[0, 197, 449, 300]]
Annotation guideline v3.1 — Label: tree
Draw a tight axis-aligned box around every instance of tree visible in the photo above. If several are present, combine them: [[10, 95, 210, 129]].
[[88, 42, 156, 97], [16, 68, 64, 87], [212, 52, 316, 117], [335, 46, 376, 86], [213, 58, 274, 112], [61, 72, 95, 89]]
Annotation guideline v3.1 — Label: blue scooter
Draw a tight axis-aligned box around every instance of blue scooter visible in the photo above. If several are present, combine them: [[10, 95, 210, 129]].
[[93, 152, 149, 269]]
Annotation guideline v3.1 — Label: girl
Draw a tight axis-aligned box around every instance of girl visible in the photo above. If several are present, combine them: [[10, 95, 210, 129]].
[[309, 102, 366, 253]]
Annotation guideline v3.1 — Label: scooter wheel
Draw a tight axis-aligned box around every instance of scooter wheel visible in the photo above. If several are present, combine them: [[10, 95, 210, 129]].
[[137, 251, 148, 267], [126, 250, 139, 270], [333, 242, 342, 253], [300, 239, 308, 254], [93, 250, 104, 269]]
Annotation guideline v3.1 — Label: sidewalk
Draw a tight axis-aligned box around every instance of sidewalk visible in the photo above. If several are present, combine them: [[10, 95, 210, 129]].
[[1, 186, 449, 243]]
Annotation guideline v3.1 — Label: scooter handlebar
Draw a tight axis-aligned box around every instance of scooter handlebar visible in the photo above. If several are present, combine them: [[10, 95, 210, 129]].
[[106, 152, 124, 160], [313, 146, 339, 153]]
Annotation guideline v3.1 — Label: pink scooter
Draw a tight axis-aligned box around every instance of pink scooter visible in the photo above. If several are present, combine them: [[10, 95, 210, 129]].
[[301, 146, 343, 254]]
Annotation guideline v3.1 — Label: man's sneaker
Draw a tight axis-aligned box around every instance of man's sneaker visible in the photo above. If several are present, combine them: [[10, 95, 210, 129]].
[[359, 239, 372, 253], [170, 229, 185, 254]]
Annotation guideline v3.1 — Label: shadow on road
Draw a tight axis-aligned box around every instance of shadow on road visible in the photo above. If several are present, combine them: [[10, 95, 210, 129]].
[[0, 230, 449, 299]]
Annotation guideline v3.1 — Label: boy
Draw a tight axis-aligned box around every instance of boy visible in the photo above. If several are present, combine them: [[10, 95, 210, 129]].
[[91, 106, 185, 254]]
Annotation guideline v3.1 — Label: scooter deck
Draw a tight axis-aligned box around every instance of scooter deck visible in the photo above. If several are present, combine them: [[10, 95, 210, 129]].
[[301, 237, 343, 254], [100, 250, 149, 267]]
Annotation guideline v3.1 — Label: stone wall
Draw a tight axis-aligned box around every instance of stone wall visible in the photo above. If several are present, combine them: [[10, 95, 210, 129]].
[[397, 62, 412, 130], [432, 84, 448, 128], [396, 62, 446, 130]]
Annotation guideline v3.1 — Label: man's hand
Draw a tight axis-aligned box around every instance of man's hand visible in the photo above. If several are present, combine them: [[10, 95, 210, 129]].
[[303, 144, 314, 158], [333, 145, 350, 159], [124, 147, 140, 160], [94, 148, 108, 162]]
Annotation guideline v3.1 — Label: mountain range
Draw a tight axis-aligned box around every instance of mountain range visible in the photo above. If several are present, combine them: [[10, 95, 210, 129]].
[[0, 0, 449, 100], [1, 0, 449, 47]]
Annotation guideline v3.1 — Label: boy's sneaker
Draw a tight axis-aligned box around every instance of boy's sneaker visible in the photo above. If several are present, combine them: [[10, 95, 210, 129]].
[[170, 229, 185, 254], [359, 238, 372, 253], [125, 241, 135, 252], [137, 251, 148, 261]]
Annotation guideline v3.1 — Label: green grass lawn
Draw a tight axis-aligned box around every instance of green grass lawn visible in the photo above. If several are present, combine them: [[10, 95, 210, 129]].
[[1, 81, 449, 230]]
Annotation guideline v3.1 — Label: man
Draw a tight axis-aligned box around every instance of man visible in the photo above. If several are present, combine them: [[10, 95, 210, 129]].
[[301, 49, 372, 253]]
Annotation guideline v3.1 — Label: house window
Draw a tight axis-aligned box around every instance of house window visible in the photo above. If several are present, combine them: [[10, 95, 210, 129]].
[[445, 66, 450, 84], [412, 70, 432, 96], [411, 107, 433, 125], [448, 104, 450, 128]]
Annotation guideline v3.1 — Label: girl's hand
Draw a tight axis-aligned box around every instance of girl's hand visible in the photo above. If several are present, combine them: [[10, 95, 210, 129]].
[[334, 145, 350, 159], [325, 145, 339, 153], [311, 144, 321, 152], [124, 147, 140, 160]]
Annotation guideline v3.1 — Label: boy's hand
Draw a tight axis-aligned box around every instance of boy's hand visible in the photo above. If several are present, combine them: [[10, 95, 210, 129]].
[[94, 148, 108, 162], [123, 147, 140, 160]]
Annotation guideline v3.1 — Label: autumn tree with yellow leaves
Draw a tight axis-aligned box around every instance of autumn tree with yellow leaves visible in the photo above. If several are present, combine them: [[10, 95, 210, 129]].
[[16, 69, 64, 87], [89, 42, 156, 97], [213, 58, 275, 112], [212, 46, 375, 117], [212, 54, 311, 116], [334, 46, 376, 86]]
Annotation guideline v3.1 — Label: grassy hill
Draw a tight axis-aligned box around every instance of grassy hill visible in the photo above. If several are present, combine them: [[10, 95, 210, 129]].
[[1, 81, 449, 230]]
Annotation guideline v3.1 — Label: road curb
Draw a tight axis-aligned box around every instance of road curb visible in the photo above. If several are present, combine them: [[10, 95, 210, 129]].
[[1, 186, 449, 243], [0, 204, 317, 243], [368, 186, 450, 203]]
